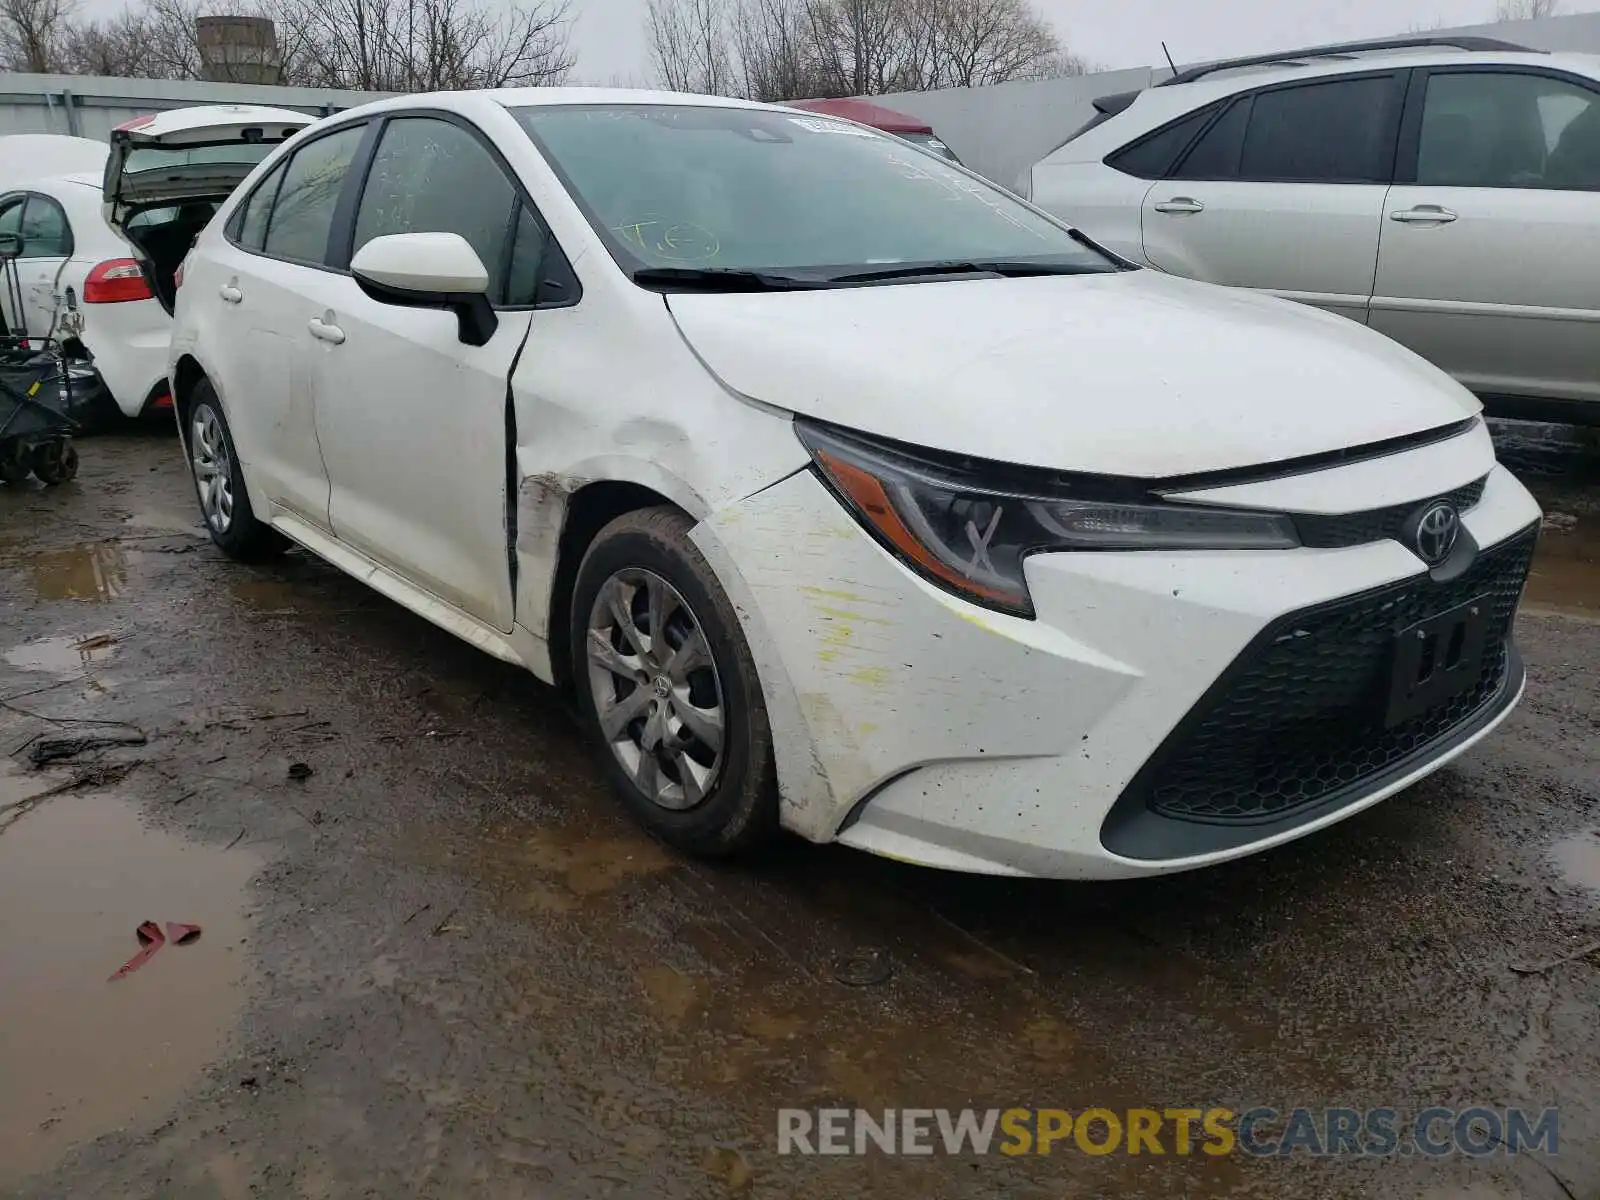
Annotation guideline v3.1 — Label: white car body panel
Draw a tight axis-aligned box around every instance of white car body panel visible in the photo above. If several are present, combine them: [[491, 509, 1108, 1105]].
[[165, 87, 1542, 880], [665, 269, 1478, 476]]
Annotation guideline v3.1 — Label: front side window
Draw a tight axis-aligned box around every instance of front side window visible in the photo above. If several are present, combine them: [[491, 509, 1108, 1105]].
[[351, 117, 519, 299], [262, 125, 365, 265], [18, 195, 70, 257], [514, 104, 1115, 278], [0, 198, 25, 247], [1417, 71, 1600, 189], [1238, 76, 1396, 182]]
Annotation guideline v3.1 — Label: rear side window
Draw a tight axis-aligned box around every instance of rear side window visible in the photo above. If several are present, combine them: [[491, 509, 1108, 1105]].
[[1238, 77, 1396, 182], [352, 117, 518, 300], [18, 195, 70, 257], [1172, 99, 1250, 179], [263, 125, 365, 265], [1106, 106, 1215, 178], [231, 161, 287, 252]]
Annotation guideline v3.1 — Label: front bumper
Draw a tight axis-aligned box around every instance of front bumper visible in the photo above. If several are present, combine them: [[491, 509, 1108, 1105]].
[[694, 458, 1541, 880]]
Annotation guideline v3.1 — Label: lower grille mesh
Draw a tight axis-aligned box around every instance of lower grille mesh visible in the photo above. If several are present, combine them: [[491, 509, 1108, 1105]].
[[1143, 526, 1536, 824]]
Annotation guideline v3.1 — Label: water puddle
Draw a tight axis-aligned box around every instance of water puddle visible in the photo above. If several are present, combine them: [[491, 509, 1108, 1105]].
[[29, 543, 127, 603], [1522, 515, 1600, 619], [0, 769, 256, 1185], [4, 632, 118, 676], [1551, 828, 1600, 892], [122, 511, 204, 538], [229, 578, 302, 613]]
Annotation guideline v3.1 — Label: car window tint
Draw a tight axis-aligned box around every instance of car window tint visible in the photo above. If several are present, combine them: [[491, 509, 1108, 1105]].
[[503, 204, 548, 306], [1172, 99, 1249, 179], [19, 195, 70, 258], [1418, 71, 1600, 189], [352, 117, 517, 299], [235, 161, 286, 251], [263, 126, 364, 265], [1108, 106, 1213, 178], [1239, 77, 1394, 182]]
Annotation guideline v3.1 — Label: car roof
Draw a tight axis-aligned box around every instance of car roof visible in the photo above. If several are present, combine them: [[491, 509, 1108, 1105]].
[[1157, 47, 1593, 98], [316, 86, 815, 125], [785, 96, 934, 133]]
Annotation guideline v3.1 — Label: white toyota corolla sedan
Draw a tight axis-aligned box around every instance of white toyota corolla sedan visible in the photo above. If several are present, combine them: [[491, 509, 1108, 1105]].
[[149, 89, 1542, 879]]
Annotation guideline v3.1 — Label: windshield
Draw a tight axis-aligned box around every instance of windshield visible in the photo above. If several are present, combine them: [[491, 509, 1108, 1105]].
[[512, 103, 1112, 281]]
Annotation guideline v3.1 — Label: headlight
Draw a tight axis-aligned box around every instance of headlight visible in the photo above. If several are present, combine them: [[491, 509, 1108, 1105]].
[[798, 421, 1299, 617]]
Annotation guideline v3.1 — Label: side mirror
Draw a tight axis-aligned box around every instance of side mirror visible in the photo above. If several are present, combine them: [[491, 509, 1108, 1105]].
[[350, 232, 498, 347]]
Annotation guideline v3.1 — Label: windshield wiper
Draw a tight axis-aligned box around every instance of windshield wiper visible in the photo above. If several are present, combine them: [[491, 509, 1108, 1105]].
[[828, 260, 1103, 284], [630, 266, 830, 292]]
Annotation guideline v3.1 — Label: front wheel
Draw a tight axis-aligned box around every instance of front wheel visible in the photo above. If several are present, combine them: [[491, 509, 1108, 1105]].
[[571, 507, 779, 857], [186, 380, 286, 562]]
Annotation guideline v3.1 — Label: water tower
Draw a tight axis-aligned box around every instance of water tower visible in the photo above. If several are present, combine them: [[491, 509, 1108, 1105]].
[[196, 16, 283, 85]]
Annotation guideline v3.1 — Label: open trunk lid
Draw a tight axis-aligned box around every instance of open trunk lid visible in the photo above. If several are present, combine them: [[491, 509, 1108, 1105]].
[[103, 104, 314, 226]]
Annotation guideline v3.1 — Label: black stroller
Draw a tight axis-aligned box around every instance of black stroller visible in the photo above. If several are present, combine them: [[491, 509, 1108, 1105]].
[[0, 231, 83, 486]]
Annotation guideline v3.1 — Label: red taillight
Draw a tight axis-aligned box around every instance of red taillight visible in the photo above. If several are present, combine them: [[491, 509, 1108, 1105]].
[[84, 259, 153, 304], [115, 114, 158, 132], [150, 390, 173, 410]]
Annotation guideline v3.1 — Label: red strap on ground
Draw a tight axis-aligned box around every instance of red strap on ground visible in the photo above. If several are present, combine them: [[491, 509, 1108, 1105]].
[[108, 920, 166, 981], [165, 922, 201, 945]]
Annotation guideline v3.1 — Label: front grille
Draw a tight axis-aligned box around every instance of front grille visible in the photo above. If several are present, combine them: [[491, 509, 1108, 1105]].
[[1138, 525, 1536, 825], [1293, 478, 1486, 548]]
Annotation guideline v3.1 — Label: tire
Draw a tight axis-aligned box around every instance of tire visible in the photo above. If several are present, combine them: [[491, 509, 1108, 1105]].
[[185, 379, 287, 562], [570, 506, 779, 857], [29, 439, 78, 485], [0, 443, 29, 485]]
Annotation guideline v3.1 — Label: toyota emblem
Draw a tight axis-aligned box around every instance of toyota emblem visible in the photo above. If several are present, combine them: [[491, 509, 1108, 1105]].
[[1412, 501, 1461, 566]]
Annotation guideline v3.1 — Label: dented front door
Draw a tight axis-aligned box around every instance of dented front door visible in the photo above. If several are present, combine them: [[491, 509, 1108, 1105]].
[[302, 269, 528, 633]]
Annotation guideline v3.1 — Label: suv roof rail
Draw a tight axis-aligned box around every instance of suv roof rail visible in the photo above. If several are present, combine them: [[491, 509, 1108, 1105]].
[[1157, 35, 1540, 87]]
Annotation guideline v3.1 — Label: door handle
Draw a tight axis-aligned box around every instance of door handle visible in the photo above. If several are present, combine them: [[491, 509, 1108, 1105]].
[[1390, 205, 1458, 224], [218, 283, 243, 304], [1153, 197, 1205, 214], [308, 315, 345, 345]]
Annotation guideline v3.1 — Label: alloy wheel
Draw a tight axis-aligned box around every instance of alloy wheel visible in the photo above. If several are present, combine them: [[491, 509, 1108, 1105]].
[[586, 567, 725, 810], [191, 404, 234, 534]]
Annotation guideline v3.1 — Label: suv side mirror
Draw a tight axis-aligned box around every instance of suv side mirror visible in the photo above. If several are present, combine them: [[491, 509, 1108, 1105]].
[[351, 232, 498, 347]]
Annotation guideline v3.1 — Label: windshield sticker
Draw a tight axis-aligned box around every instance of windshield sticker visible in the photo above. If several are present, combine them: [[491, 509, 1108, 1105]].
[[788, 117, 879, 138]]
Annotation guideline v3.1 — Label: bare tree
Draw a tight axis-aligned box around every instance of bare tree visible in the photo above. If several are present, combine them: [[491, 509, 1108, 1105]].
[[0, 0, 73, 71], [2, 0, 571, 86], [1495, 0, 1560, 19], [643, 0, 1073, 100], [646, 0, 736, 94]]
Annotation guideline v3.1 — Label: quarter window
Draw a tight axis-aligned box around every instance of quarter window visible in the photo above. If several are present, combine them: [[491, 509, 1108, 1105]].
[[1107, 106, 1215, 178], [352, 117, 518, 300], [263, 125, 365, 265], [1416, 71, 1600, 190], [1237, 77, 1396, 182], [233, 161, 287, 251], [18, 195, 70, 258]]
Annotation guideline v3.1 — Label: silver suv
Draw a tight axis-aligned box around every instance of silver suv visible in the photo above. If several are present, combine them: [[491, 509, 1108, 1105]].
[[1021, 37, 1600, 425]]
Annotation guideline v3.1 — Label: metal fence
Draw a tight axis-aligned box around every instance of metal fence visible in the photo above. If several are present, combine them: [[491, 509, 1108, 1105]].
[[0, 73, 390, 142]]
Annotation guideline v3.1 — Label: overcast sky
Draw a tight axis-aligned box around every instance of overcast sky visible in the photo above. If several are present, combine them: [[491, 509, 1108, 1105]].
[[566, 0, 1524, 85]]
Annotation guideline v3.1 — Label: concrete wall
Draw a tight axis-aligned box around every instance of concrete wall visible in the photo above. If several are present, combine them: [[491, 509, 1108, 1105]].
[[0, 74, 390, 142], [877, 9, 1600, 185]]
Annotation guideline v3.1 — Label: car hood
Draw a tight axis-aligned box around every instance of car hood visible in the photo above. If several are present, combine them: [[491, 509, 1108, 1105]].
[[665, 270, 1481, 478]]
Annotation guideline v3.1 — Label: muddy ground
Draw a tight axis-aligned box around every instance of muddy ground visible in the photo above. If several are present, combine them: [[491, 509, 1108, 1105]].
[[1, 424, 1597, 1199]]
